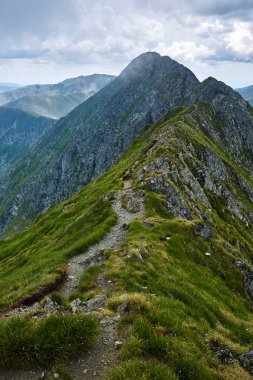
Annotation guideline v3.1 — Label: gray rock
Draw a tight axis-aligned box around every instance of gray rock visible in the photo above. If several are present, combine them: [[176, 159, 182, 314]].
[[71, 298, 82, 307], [117, 300, 129, 314], [86, 294, 108, 311], [147, 176, 193, 220], [234, 260, 245, 271], [194, 222, 215, 239], [215, 349, 238, 364], [239, 350, 253, 373], [43, 297, 60, 311], [99, 316, 116, 327], [244, 271, 253, 299]]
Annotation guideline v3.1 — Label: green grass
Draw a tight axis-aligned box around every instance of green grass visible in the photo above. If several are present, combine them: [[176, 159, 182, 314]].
[[107, 359, 178, 380], [0, 196, 116, 308], [0, 315, 99, 368], [0, 126, 148, 309], [69, 264, 104, 301], [1, 103, 253, 378], [105, 211, 253, 379]]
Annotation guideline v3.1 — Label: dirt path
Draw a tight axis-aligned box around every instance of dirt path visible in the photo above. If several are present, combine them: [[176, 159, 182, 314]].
[[0, 184, 145, 380], [62, 187, 145, 295]]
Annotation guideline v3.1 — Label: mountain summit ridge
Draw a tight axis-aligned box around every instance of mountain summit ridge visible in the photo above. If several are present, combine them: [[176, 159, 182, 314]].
[[0, 51, 252, 233]]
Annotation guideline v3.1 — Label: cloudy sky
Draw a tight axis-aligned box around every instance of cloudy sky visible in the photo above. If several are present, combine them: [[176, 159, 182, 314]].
[[0, 0, 252, 87]]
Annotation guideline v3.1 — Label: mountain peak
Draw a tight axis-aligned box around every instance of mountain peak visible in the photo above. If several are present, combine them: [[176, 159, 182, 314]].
[[120, 52, 162, 78], [119, 51, 198, 85], [120, 52, 173, 78], [196, 76, 239, 102]]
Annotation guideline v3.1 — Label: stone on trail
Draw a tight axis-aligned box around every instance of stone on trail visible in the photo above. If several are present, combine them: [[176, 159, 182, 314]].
[[86, 294, 108, 311]]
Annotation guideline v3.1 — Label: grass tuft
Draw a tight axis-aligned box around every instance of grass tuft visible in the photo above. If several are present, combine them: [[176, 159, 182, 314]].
[[108, 292, 151, 314], [0, 315, 99, 368]]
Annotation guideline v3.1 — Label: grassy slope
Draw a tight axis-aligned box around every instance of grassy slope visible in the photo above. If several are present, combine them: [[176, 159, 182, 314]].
[[6, 93, 92, 119], [104, 108, 253, 379], [1, 106, 253, 378], [0, 130, 147, 308]]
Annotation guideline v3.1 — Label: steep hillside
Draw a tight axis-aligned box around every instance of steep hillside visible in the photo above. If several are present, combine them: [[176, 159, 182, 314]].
[[0, 52, 201, 232], [0, 74, 115, 119], [1, 53, 253, 236], [0, 107, 54, 177], [5, 93, 92, 120], [236, 85, 253, 106], [1, 105, 253, 379]]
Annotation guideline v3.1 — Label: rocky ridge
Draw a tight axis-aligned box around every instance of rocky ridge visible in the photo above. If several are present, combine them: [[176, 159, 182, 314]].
[[1, 92, 253, 377], [2, 52, 253, 234]]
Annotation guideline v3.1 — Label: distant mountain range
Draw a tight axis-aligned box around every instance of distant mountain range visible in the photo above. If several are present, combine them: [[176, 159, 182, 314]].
[[0, 74, 115, 119], [0, 83, 20, 93], [236, 85, 253, 106]]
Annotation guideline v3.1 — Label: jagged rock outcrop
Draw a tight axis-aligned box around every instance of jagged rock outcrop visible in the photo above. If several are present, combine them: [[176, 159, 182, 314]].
[[135, 104, 253, 226], [194, 78, 253, 176]]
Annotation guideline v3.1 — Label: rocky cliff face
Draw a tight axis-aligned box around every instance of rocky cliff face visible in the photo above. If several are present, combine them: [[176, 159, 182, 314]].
[[0, 52, 200, 231], [195, 78, 253, 176], [0, 107, 54, 176], [0, 52, 253, 233], [136, 105, 253, 229]]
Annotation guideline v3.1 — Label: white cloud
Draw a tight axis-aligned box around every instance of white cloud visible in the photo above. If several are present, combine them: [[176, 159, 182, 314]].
[[0, 0, 253, 86], [159, 41, 214, 63], [225, 22, 253, 60]]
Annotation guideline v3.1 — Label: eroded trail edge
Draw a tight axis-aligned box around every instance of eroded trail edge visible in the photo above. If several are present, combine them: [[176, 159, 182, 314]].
[[62, 186, 145, 295]]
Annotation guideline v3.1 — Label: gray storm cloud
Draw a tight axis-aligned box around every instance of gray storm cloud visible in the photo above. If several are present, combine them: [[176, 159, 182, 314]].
[[0, 0, 253, 86]]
